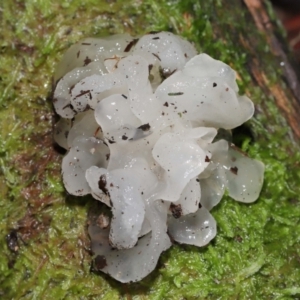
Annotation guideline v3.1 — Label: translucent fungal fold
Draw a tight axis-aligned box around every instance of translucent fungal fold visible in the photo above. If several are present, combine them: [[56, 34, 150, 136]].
[[53, 31, 264, 283]]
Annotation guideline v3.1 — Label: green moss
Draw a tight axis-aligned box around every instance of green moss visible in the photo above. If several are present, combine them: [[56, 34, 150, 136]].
[[1, 0, 300, 299]]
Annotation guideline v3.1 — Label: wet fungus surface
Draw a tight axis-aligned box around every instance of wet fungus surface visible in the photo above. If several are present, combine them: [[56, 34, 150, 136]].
[[53, 32, 264, 283]]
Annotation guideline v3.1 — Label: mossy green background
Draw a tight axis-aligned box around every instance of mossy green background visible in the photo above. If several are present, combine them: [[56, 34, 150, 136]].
[[1, 0, 300, 299]]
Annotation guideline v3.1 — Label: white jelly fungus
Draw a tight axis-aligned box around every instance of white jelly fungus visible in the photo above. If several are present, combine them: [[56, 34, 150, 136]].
[[53, 31, 265, 283]]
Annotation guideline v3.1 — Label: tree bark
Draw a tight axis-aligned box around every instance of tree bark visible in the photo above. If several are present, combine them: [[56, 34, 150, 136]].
[[244, 0, 300, 139]]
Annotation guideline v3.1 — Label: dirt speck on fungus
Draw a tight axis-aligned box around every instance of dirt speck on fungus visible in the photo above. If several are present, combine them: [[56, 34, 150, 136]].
[[98, 175, 109, 195], [230, 166, 238, 175], [205, 156, 211, 162], [170, 203, 183, 219], [94, 255, 108, 270], [83, 56, 92, 66], [124, 38, 139, 52], [137, 123, 151, 131]]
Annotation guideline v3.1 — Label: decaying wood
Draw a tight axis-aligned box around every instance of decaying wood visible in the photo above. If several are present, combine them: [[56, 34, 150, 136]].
[[244, 0, 300, 140]]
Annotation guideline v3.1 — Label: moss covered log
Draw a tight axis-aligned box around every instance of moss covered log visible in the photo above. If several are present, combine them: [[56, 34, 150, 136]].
[[1, 0, 300, 299]]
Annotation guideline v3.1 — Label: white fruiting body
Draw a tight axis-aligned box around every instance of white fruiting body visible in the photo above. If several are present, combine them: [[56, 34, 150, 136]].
[[53, 32, 264, 283]]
